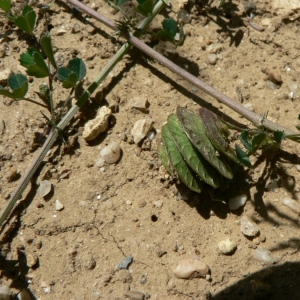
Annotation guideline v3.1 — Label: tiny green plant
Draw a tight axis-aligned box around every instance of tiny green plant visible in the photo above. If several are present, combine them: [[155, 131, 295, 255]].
[[0, 0, 87, 125], [159, 107, 285, 193], [0, 0, 36, 34], [108, 0, 184, 44]]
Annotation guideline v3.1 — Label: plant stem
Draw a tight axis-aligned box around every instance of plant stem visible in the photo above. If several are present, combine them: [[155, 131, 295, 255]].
[[66, 0, 298, 138], [0, 0, 166, 230]]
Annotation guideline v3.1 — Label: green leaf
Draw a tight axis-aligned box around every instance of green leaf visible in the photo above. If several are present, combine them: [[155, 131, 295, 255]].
[[40, 35, 57, 68], [8, 74, 28, 98], [199, 107, 239, 163], [56, 67, 71, 82], [68, 58, 86, 80], [0, 0, 11, 14], [162, 18, 177, 37], [156, 30, 175, 42], [13, 5, 36, 34], [273, 130, 286, 144], [162, 124, 202, 193], [158, 143, 174, 175], [117, 0, 127, 4], [177, 107, 233, 179], [136, 0, 154, 16], [167, 114, 221, 188], [235, 144, 252, 168], [20, 50, 49, 78], [250, 132, 267, 153], [62, 72, 78, 89], [239, 131, 251, 151], [0, 85, 14, 98]]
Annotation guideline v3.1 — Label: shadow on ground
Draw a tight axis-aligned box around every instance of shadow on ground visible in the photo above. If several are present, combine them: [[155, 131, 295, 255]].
[[212, 261, 300, 300]]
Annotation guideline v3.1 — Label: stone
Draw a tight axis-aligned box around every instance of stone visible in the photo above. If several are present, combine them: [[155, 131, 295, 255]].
[[229, 194, 247, 210], [100, 141, 121, 164], [218, 238, 237, 255], [82, 106, 112, 141], [38, 180, 52, 197], [173, 258, 210, 279], [118, 256, 133, 269], [253, 248, 277, 265], [131, 118, 153, 144], [283, 197, 300, 214], [55, 199, 64, 211], [240, 216, 260, 237]]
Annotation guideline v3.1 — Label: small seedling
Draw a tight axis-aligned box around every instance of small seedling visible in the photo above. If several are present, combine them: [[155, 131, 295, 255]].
[[0, 0, 36, 34]]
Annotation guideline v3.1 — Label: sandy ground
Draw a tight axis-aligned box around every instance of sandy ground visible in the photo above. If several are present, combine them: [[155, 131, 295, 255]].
[[0, 0, 300, 299]]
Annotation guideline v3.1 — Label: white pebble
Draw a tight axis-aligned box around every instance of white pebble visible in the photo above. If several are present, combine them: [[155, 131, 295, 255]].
[[253, 248, 276, 265], [100, 141, 121, 164], [55, 199, 64, 211], [218, 238, 237, 255], [283, 197, 300, 214], [173, 258, 209, 279], [38, 180, 52, 197], [296, 165, 300, 172], [153, 200, 163, 208], [131, 118, 153, 144], [266, 180, 278, 191], [95, 157, 105, 167], [240, 216, 260, 237], [229, 194, 247, 210]]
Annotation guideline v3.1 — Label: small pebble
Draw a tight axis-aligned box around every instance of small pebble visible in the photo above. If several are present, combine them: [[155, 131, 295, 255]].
[[38, 180, 52, 197], [240, 216, 260, 237], [82, 106, 112, 141], [283, 197, 300, 214], [131, 118, 153, 144], [124, 291, 145, 300], [207, 54, 217, 65], [177, 9, 191, 24], [118, 256, 133, 269], [229, 194, 247, 210], [95, 157, 105, 167], [268, 70, 282, 85], [153, 200, 163, 208], [173, 258, 210, 279], [0, 285, 10, 300], [253, 248, 277, 265], [265, 80, 280, 90], [55, 199, 64, 211], [100, 141, 121, 164], [132, 98, 148, 113], [266, 180, 278, 192], [218, 238, 237, 255], [26, 252, 39, 268]]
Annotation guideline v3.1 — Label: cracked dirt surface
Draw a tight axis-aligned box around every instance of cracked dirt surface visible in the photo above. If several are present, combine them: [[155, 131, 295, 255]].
[[1, 0, 300, 299]]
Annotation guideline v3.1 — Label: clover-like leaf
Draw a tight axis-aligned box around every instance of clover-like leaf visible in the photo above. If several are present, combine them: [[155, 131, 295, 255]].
[[68, 58, 86, 80], [20, 49, 49, 78], [13, 5, 36, 34], [0, 0, 11, 14], [8, 74, 28, 98], [136, 0, 155, 16]]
